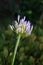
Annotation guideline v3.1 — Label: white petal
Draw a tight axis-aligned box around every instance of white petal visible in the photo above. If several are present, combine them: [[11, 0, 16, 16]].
[[24, 16, 26, 20], [18, 15, 20, 22], [9, 25, 14, 30], [31, 25, 33, 32]]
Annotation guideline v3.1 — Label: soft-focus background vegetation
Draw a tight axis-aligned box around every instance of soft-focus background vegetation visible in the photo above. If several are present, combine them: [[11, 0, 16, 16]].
[[0, 0, 43, 65]]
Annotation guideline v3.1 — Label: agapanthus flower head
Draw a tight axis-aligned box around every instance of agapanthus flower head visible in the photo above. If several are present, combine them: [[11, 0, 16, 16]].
[[10, 15, 33, 37]]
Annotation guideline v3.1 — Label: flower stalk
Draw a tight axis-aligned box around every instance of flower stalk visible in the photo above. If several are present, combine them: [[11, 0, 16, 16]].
[[11, 34, 21, 65]]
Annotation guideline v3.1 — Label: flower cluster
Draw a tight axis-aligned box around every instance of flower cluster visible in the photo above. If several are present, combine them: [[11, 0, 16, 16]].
[[9, 15, 33, 36]]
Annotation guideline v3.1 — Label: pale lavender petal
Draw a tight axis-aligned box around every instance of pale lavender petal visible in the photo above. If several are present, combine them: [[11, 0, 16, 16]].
[[26, 21, 31, 31], [26, 25, 33, 35], [23, 21, 27, 26], [20, 16, 26, 24], [18, 15, 20, 22], [20, 19, 25, 24], [26, 26, 30, 32], [26, 24, 30, 31], [26, 29, 31, 35], [26, 21, 31, 26], [15, 21, 18, 27]]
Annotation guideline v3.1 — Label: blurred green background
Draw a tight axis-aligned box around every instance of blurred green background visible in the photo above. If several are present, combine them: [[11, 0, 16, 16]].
[[0, 0, 43, 65]]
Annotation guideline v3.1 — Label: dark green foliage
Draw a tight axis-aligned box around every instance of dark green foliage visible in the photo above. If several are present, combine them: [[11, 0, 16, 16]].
[[0, 25, 43, 65]]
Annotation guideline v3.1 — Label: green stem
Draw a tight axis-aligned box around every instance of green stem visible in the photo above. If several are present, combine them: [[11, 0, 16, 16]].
[[11, 34, 21, 65]]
